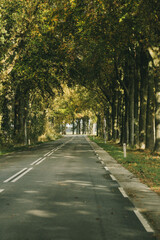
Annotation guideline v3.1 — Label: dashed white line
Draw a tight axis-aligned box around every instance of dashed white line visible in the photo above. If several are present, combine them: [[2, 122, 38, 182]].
[[118, 187, 128, 198], [4, 168, 28, 183], [110, 174, 117, 181], [134, 209, 154, 233], [0, 189, 4, 193], [104, 166, 109, 171], [12, 168, 33, 183]]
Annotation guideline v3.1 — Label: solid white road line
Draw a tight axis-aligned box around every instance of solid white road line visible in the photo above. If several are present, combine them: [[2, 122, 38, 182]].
[[44, 152, 51, 157], [110, 174, 117, 181], [134, 209, 154, 233], [118, 187, 128, 198], [48, 152, 53, 157], [4, 168, 28, 183], [51, 148, 56, 152], [0, 189, 4, 193], [35, 157, 46, 165], [30, 158, 42, 166], [33, 138, 74, 166], [12, 168, 33, 183]]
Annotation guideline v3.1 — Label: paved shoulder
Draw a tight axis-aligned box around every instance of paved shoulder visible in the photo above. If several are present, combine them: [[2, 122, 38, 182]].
[[87, 137, 160, 240]]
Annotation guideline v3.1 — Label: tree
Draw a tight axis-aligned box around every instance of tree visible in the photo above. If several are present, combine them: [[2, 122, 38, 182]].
[[1, 0, 160, 153]]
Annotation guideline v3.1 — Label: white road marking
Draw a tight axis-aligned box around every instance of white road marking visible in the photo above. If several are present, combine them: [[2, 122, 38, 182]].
[[44, 152, 51, 157], [0, 189, 4, 193], [51, 148, 56, 152], [48, 152, 53, 157], [31, 140, 72, 166], [104, 166, 109, 171], [47, 140, 72, 155], [110, 174, 117, 181], [35, 157, 46, 165], [4, 168, 28, 183], [12, 168, 33, 183], [118, 187, 128, 198], [134, 209, 154, 233], [4, 138, 74, 184], [101, 160, 104, 164], [30, 158, 42, 166]]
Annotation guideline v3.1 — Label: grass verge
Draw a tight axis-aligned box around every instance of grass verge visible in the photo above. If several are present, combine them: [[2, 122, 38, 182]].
[[89, 136, 160, 195], [0, 135, 62, 156], [0, 142, 46, 155]]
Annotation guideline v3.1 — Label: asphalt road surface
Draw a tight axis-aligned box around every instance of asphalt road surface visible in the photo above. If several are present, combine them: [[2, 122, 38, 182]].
[[0, 136, 156, 240]]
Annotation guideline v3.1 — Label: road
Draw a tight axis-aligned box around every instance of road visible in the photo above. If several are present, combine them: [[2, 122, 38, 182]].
[[0, 136, 156, 240]]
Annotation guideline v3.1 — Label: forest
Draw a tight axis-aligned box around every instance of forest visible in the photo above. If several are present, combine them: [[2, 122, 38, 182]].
[[0, 0, 160, 152]]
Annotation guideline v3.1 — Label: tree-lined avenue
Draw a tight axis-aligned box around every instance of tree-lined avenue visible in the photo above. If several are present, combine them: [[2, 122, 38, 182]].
[[0, 0, 160, 152]]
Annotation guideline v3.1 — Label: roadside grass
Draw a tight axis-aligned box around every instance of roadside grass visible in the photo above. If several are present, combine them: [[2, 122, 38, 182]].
[[0, 142, 45, 156], [89, 136, 160, 195], [0, 135, 62, 156]]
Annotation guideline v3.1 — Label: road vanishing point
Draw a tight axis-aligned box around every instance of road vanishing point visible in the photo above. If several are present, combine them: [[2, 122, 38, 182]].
[[0, 136, 156, 240]]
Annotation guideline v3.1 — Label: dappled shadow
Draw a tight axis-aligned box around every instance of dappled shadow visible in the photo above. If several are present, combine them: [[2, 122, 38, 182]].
[[7, 177, 153, 240], [0, 136, 155, 240]]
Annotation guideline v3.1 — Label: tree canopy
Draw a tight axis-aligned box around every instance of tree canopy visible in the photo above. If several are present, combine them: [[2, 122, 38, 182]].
[[0, 0, 160, 151]]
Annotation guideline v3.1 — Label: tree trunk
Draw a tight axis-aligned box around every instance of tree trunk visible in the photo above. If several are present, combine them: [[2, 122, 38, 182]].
[[154, 80, 160, 152], [72, 115, 75, 135], [1, 91, 11, 141], [112, 91, 118, 141], [123, 93, 129, 144], [134, 64, 139, 147], [96, 114, 100, 137], [139, 46, 149, 149], [105, 107, 109, 141], [148, 47, 160, 152], [24, 119, 28, 145], [103, 117, 106, 143], [129, 77, 134, 147], [146, 76, 155, 150], [82, 117, 87, 134], [77, 119, 81, 134]]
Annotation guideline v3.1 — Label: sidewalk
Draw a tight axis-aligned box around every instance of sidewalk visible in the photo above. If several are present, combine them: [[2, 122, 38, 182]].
[[89, 138, 160, 240]]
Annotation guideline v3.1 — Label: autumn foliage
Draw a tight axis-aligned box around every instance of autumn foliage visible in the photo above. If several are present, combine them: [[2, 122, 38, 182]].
[[0, 0, 160, 152]]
